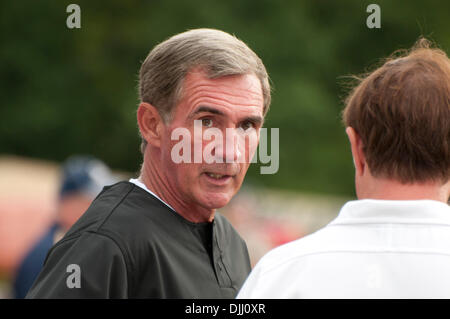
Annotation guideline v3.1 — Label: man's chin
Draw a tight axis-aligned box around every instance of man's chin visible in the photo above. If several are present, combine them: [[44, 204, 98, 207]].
[[199, 192, 233, 210]]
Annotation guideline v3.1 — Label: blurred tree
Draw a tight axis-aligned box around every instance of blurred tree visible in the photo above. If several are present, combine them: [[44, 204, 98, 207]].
[[1, 0, 449, 196]]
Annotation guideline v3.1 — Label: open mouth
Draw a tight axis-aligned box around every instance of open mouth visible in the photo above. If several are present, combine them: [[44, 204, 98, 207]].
[[203, 172, 234, 184], [205, 172, 230, 179]]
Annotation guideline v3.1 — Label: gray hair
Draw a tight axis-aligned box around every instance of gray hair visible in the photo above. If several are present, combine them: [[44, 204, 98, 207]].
[[138, 28, 271, 153]]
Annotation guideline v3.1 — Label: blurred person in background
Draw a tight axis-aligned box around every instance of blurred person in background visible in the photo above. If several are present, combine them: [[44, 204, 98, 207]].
[[26, 28, 271, 298], [238, 38, 450, 298], [13, 155, 116, 298], [224, 192, 304, 267]]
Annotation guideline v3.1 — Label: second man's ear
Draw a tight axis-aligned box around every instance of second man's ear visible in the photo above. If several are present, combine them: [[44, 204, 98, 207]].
[[345, 126, 366, 177], [137, 102, 164, 148]]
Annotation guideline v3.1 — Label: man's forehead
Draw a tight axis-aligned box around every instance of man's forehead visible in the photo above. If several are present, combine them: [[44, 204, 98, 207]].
[[183, 70, 262, 95], [181, 70, 264, 104]]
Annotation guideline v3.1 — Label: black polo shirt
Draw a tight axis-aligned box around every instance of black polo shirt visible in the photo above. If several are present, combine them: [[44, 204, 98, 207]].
[[26, 182, 251, 298]]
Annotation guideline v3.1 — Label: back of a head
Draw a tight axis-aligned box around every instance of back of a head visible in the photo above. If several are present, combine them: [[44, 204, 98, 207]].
[[342, 38, 450, 184]]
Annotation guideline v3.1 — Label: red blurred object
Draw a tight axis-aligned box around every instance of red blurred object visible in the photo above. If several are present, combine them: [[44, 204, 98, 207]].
[[0, 156, 57, 278]]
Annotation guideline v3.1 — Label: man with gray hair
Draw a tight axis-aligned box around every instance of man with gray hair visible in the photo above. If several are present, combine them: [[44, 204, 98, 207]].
[[27, 28, 270, 298]]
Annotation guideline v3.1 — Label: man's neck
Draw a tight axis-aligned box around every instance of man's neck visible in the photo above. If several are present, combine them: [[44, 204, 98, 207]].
[[359, 178, 450, 203], [139, 158, 215, 223]]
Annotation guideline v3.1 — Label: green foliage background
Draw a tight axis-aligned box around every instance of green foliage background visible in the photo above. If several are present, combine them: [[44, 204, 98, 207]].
[[1, 0, 449, 197]]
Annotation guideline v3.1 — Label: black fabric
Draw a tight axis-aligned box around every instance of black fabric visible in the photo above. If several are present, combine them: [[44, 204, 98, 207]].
[[26, 182, 251, 299], [189, 222, 214, 268]]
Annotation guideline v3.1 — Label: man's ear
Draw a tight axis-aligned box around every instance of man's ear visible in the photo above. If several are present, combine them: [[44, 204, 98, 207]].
[[345, 126, 366, 177], [137, 102, 164, 148]]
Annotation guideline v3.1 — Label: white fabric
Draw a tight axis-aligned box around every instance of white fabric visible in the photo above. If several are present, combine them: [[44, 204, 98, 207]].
[[237, 199, 450, 299], [129, 178, 175, 212]]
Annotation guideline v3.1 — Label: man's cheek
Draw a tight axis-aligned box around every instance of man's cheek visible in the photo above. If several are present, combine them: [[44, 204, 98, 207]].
[[249, 141, 259, 162], [240, 133, 259, 163]]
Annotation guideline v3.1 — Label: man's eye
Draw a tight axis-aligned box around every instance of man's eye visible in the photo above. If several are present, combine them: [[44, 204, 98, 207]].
[[201, 118, 213, 128], [240, 121, 254, 131]]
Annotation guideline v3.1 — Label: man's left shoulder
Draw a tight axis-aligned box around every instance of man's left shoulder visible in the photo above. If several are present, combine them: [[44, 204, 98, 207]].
[[253, 226, 334, 275]]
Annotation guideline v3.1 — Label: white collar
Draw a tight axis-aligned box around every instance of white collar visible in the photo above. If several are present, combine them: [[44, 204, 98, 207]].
[[330, 199, 450, 226], [129, 178, 176, 212]]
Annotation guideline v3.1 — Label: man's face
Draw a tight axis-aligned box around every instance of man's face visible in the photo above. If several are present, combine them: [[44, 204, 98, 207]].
[[160, 70, 264, 210]]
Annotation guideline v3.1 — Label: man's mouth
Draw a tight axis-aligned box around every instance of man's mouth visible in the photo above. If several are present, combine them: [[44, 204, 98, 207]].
[[201, 164, 240, 185], [205, 172, 229, 179], [203, 172, 235, 185]]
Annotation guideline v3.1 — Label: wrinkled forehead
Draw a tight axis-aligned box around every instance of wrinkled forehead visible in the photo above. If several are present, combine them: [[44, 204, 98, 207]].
[[178, 69, 264, 112]]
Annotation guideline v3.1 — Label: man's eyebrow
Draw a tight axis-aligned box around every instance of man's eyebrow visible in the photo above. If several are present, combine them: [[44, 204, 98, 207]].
[[189, 105, 264, 125], [245, 115, 264, 125], [189, 106, 225, 118]]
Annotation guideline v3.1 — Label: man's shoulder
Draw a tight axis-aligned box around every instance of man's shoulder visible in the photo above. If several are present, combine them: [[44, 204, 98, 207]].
[[253, 225, 337, 276], [237, 226, 338, 298], [63, 181, 172, 244]]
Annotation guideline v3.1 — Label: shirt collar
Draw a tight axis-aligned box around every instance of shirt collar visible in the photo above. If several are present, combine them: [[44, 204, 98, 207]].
[[129, 178, 176, 212], [330, 199, 450, 226]]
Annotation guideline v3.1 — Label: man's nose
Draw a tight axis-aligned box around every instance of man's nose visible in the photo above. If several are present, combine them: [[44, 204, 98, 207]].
[[214, 129, 241, 163]]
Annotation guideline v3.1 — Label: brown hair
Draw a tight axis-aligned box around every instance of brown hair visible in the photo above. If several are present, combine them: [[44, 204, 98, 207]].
[[342, 38, 450, 184], [138, 28, 271, 153]]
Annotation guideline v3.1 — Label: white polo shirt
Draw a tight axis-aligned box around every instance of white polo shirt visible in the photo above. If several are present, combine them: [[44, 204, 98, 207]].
[[237, 199, 450, 298]]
